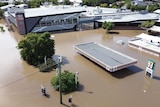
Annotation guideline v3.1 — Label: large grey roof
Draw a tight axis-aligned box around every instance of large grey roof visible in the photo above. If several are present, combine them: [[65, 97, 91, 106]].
[[74, 42, 137, 72]]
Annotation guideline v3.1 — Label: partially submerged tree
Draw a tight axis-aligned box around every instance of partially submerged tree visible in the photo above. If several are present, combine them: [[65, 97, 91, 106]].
[[102, 21, 115, 33], [18, 32, 55, 66], [51, 70, 78, 93], [140, 20, 155, 29]]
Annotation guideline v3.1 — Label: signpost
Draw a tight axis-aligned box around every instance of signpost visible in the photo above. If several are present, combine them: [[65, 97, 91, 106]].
[[75, 71, 79, 88], [145, 59, 156, 78]]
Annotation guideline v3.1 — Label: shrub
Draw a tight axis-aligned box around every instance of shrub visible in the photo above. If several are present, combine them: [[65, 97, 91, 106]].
[[51, 70, 78, 93], [38, 58, 56, 72]]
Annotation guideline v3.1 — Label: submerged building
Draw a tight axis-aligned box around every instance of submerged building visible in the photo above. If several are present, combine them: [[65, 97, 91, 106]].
[[5, 4, 160, 34], [128, 33, 160, 56], [7, 5, 86, 35]]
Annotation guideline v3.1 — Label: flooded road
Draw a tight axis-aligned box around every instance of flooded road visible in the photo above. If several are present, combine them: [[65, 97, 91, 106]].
[[0, 22, 160, 107]]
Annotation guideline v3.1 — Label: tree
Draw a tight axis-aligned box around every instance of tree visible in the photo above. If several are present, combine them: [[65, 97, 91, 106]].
[[100, 3, 108, 7], [140, 20, 155, 29], [51, 70, 78, 93], [26, 0, 70, 8], [14, 1, 22, 5], [0, 9, 4, 19], [148, 4, 159, 12], [26, 0, 41, 8], [83, 0, 116, 6], [125, 2, 131, 9], [18, 32, 55, 66], [102, 21, 115, 33], [0, 2, 8, 7]]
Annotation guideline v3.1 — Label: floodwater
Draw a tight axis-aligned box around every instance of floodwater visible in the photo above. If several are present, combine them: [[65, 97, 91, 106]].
[[0, 21, 160, 107]]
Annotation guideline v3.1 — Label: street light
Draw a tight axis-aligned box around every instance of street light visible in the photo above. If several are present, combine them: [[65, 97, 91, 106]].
[[58, 55, 62, 104]]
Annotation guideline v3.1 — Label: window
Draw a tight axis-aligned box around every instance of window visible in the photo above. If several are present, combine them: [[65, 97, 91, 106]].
[[73, 18, 77, 24], [46, 22, 51, 26], [66, 19, 72, 24]]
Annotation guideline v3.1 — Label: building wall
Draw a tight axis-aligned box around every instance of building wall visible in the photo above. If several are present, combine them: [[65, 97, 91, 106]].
[[16, 13, 26, 35], [25, 17, 41, 33], [28, 13, 80, 33], [8, 13, 17, 26]]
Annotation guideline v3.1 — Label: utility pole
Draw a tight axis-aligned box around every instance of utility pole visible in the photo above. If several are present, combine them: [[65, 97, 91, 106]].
[[58, 56, 62, 104]]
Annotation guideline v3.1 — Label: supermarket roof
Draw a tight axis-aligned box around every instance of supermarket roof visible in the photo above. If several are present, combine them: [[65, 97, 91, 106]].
[[24, 6, 86, 18], [74, 42, 137, 72], [8, 5, 86, 18]]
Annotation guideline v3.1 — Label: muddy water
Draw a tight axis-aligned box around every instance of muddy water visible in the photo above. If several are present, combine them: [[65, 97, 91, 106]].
[[0, 22, 160, 107]]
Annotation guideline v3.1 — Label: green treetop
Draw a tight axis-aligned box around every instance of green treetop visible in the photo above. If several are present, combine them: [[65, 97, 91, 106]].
[[18, 32, 55, 66], [51, 70, 78, 93]]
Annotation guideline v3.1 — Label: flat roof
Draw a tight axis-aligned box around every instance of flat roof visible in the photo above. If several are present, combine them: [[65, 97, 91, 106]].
[[148, 25, 160, 33], [96, 12, 159, 23], [0, 4, 15, 10], [82, 6, 118, 16], [154, 9, 160, 14], [7, 5, 159, 23], [80, 7, 159, 23], [74, 42, 137, 72], [129, 33, 160, 56], [24, 6, 86, 18], [136, 33, 160, 43]]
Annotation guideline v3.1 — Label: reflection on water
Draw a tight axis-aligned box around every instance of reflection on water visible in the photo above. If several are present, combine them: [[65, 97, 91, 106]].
[[0, 23, 160, 107], [110, 66, 143, 79], [143, 76, 152, 93]]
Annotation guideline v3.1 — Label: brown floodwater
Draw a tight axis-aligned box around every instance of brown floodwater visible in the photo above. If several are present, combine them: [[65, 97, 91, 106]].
[[0, 22, 160, 107]]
